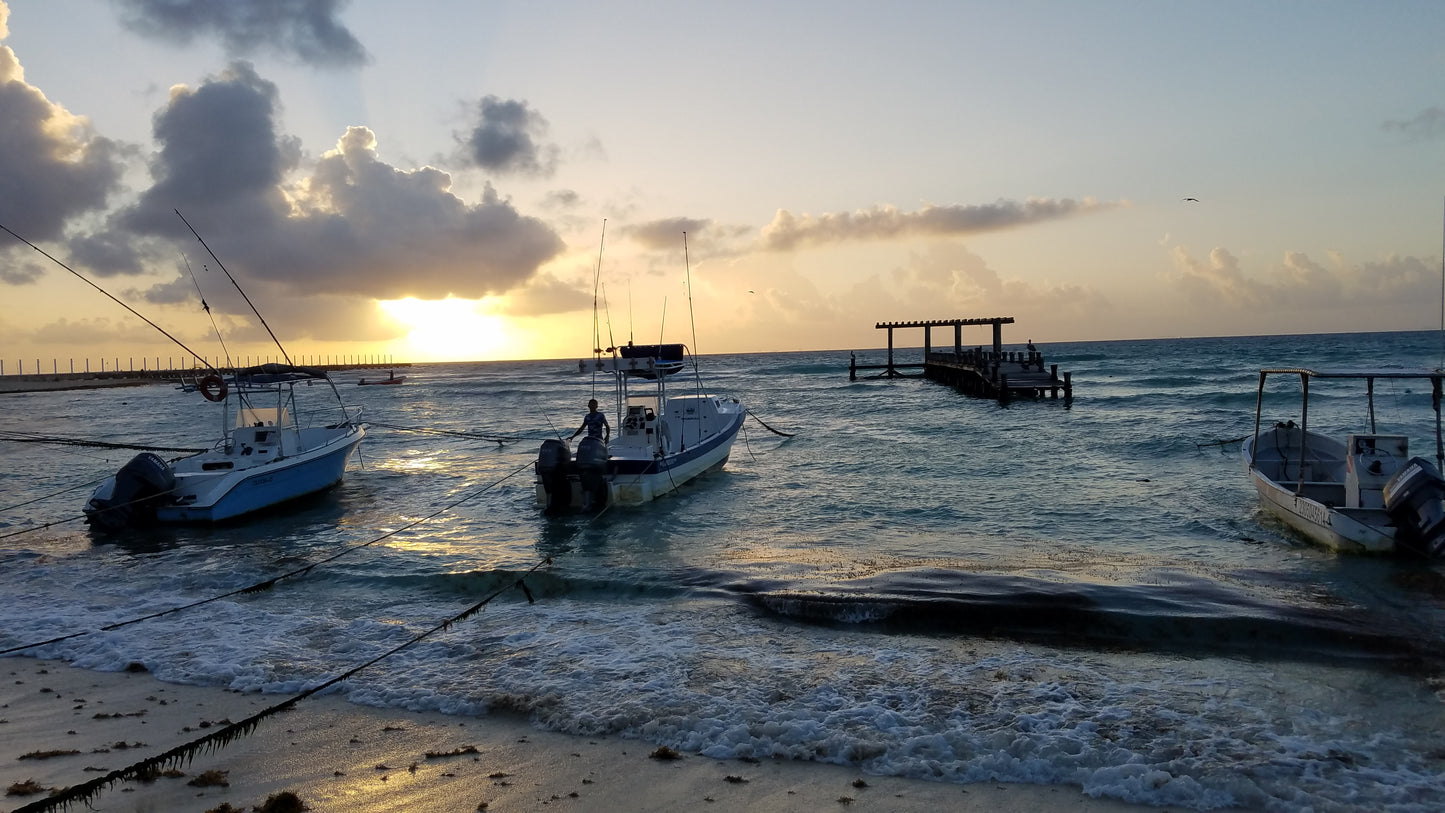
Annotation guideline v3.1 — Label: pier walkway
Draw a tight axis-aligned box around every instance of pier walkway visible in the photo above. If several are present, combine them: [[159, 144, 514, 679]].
[[849, 317, 1072, 404], [0, 362, 408, 395]]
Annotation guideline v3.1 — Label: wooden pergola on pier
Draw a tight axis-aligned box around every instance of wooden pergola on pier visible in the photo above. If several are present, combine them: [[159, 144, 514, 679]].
[[849, 317, 1072, 403]]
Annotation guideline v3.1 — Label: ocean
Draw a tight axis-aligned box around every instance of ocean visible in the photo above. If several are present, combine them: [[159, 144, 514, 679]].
[[3, 330, 1444, 811]]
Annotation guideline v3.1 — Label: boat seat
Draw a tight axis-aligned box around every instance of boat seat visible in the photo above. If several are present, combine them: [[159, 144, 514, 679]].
[[1295, 482, 1346, 504]]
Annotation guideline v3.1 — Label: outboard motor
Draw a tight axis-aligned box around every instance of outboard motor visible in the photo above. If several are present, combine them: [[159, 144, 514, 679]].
[[536, 439, 572, 514], [575, 436, 609, 510], [85, 452, 176, 532], [1383, 456, 1445, 558]]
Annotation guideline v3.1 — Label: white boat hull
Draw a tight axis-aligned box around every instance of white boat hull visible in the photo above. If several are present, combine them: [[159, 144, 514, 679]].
[[1242, 429, 1396, 554], [160, 427, 364, 522], [88, 425, 364, 525], [536, 397, 745, 510]]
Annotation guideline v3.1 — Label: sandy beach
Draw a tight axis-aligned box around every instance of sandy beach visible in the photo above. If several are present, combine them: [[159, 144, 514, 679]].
[[0, 658, 1168, 813]]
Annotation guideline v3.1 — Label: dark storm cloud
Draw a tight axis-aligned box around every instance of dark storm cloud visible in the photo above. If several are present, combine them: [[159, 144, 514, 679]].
[[1382, 106, 1445, 141], [462, 96, 559, 176], [759, 198, 1123, 251], [120, 62, 298, 237], [114, 0, 368, 67], [115, 64, 563, 300], [67, 230, 146, 277], [0, 39, 125, 244]]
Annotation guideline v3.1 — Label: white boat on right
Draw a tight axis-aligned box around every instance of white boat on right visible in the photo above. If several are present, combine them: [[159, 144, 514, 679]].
[[1243, 366, 1445, 557]]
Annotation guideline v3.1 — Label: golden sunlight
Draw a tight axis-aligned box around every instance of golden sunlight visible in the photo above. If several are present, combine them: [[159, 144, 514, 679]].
[[379, 298, 512, 362]]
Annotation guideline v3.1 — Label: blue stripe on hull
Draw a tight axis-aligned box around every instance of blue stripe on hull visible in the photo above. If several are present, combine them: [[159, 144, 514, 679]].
[[159, 435, 362, 523]]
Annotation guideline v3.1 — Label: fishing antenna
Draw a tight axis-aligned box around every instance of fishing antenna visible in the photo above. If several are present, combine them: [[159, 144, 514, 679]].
[[592, 219, 607, 355], [684, 232, 702, 365], [175, 209, 292, 366], [0, 223, 220, 374], [182, 253, 234, 370], [602, 282, 616, 352]]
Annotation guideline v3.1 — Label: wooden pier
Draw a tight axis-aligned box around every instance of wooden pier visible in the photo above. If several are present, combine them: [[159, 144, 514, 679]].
[[849, 317, 1072, 404]]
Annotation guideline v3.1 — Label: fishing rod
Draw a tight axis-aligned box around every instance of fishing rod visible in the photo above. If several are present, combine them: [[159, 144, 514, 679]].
[[0, 223, 221, 374], [174, 208, 292, 366], [182, 252, 234, 370]]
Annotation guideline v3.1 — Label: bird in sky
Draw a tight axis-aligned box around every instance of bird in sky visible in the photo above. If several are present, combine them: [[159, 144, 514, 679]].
[[1183, 197, 1200, 202]]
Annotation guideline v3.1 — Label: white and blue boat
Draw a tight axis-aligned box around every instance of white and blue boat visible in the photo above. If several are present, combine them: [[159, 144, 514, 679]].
[[85, 363, 365, 530], [536, 343, 744, 512]]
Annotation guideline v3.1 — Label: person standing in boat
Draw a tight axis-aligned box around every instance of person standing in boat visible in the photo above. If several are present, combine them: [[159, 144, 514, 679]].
[[571, 398, 610, 444]]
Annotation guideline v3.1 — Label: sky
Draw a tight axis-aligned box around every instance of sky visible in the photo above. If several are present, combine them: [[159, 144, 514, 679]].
[[1, 0, 1443, 367]]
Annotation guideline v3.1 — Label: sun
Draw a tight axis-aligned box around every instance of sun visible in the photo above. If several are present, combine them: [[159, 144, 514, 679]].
[[379, 298, 512, 361]]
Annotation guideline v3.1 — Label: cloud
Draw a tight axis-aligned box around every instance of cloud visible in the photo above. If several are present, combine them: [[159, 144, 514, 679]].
[[1168, 245, 1439, 313], [108, 63, 562, 301], [502, 272, 593, 317], [0, 259, 43, 285], [758, 198, 1124, 251], [114, 0, 368, 67], [624, 217, 716, 251], [1382, 107, 1445, 141], [461, 95, 560, 176], [0, 5, 126, 244]]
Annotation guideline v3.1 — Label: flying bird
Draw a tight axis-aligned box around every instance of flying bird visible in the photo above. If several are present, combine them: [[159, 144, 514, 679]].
[[1183, 197, 1200, 202]]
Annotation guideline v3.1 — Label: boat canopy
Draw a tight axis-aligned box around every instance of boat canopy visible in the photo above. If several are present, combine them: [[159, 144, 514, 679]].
[[235, 363, 331, 384]]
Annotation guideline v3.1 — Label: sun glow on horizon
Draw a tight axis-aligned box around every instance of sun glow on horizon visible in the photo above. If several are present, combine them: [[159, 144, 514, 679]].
[[379, 298, 512, 362]]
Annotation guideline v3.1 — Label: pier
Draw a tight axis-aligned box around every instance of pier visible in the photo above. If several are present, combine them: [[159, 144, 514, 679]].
[[0, 357, 408, 394], [849, 317, 1072, 404]]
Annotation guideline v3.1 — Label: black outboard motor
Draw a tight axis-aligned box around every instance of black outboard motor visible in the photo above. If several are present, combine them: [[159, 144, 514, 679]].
[[85, 452, 176, 532], [536, 439, 572, 514], [575, 436, 609, 510], [1383, 456, 1445, 558]]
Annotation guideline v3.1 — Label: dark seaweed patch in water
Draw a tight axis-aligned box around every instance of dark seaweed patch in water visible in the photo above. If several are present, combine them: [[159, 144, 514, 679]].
[[744, 570, 1437, 670]]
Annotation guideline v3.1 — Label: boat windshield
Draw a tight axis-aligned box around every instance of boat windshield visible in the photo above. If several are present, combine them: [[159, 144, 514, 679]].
[[237, 406, 291, 428]]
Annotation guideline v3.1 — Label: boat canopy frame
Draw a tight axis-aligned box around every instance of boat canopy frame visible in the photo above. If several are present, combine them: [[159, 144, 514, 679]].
[[1250, 367, 1445, 492]]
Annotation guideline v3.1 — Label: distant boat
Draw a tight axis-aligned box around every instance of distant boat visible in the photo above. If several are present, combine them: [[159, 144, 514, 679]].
[[537, 345, 744, 512], [1243, 367, 1445, 557], [359, 372, 405, 385], [85, 363, 365, 530]]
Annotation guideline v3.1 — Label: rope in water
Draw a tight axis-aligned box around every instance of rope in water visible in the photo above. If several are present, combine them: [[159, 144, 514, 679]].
[[11, 485, 616, 813]]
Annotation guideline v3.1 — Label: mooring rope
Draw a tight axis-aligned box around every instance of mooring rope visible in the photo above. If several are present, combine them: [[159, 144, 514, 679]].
[[365, 420, 550, 445], [0, 430, 206, 453], [1195, 435, 1248, 450], [745, 409, 796, 438], [10, 552, 557, 813], [12, 483, 618, 813], [0, 459, 536, 657]]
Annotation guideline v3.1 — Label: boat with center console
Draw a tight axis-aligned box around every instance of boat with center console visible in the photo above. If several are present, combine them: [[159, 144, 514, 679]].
[[536, 343, 744, 512]]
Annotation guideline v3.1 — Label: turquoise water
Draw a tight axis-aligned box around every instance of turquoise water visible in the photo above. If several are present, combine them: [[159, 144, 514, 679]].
[[3, 330, 1445, 810]]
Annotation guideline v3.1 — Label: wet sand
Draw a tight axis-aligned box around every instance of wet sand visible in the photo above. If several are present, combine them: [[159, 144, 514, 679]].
[[0, 658, 1170, 813]]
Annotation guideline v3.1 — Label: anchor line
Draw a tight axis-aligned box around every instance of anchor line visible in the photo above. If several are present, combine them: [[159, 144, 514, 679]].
[[0, 459, 535, 656], [10, 553, 557, 813], [746, 409, 797, 438], [364, 421, 550, 445], [0, 475, 112, 515], [0, 430, 206, 454], [11, 478, 619, 813], [1195, 434, 1248, 450]]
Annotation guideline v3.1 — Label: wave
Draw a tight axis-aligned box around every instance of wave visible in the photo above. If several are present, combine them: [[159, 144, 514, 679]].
[[742, 568, 1438, 669]]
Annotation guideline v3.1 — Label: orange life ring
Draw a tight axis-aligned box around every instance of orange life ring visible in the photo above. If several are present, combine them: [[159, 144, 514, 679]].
[[199, 374, 228, 402]]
